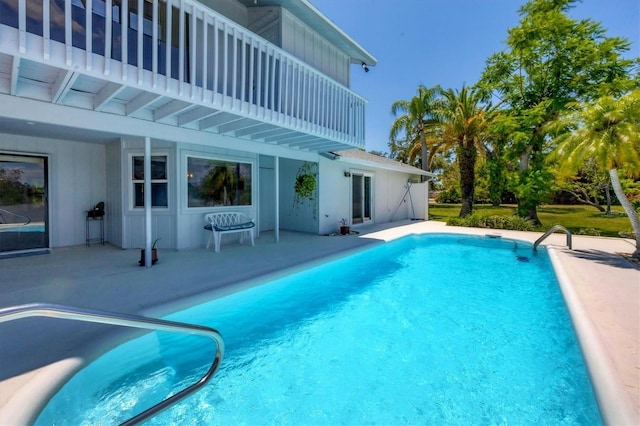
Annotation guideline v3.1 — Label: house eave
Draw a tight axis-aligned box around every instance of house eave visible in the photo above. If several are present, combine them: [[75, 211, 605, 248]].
[[238, 0, 377, 66], [330, 152, 435, 177]]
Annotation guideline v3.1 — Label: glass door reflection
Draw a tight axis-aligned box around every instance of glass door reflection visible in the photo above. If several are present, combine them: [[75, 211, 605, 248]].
[[0, 153, 48, 253]]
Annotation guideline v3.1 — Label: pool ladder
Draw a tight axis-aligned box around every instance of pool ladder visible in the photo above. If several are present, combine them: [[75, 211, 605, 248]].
[[0, 303, 224, 426], [533, 225, 572, 251]]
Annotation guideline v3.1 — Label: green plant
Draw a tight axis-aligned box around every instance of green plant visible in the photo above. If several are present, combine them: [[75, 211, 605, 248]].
[[293, 162, 318, 208], [295, 174, 316, 199], [436, 187, 461, 203], [340, 218, 349, 226], [151, 238, 160, 250], [575, 228, 601, 236], [447, 214, 535, 231]]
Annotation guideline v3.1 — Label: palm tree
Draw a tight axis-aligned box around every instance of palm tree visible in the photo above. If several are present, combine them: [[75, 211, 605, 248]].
[[434, 85, 489, 217], [549, 89, 640, 260], [389, 85, 440, 171]]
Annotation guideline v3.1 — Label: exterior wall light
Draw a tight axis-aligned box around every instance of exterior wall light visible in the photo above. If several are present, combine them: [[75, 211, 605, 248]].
[[361, 62, 369, 73], [344, 171, 351, 177]]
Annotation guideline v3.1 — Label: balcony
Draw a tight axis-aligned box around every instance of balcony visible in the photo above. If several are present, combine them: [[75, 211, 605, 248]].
[[0, 0, 366, 151]]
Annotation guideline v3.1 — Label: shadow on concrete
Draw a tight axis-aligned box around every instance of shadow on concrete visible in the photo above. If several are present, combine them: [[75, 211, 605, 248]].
[[568, 249, 638, 270]]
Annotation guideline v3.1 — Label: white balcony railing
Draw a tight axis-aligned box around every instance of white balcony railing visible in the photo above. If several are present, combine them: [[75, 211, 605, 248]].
[[0, 0, 366, 147]]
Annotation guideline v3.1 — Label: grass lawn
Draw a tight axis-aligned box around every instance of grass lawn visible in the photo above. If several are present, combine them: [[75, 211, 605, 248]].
[[428, 204, 633, 238]]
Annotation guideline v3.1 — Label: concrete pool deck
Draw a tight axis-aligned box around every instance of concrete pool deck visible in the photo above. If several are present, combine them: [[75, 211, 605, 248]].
[[0, 220, 638, 424]]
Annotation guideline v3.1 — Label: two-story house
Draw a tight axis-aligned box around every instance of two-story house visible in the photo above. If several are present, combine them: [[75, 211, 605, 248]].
[[0, 0, 429, 256]]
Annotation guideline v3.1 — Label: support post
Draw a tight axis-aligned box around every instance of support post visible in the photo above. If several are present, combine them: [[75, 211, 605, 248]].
[[274, 156, 280, 243], [144, 137, 152, 268]]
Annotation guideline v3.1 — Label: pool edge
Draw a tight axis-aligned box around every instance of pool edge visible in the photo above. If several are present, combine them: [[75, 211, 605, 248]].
[[548, 247, 637, 425], [4, 226, 635, 424]]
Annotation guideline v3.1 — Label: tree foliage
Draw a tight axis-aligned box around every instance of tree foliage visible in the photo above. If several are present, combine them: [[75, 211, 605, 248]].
[[478, 0, 638, 225], [433, 85, 490, 216], [548, 89, 640, 258], [389, 85, 440, 171]]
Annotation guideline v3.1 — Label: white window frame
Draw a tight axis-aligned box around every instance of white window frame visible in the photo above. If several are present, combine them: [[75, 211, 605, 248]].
[[129, 152, 170, 210], [351, 171, 374, 225], [183, 153, 255, 211]]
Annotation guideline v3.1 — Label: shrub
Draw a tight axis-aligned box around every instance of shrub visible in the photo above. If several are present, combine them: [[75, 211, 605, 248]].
[[447, 214, 535, 231], [575, 228, 601, 236], [436, 187, 461, 203]]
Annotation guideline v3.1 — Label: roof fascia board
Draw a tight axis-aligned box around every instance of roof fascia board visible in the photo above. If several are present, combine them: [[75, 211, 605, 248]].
[[333, 155, 434, 177], [296, 0, 377, 65]]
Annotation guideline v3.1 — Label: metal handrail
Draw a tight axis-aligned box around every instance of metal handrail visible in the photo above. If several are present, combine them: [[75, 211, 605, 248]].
[[0, 303, 224, 426], [533, 225, 572, 251], [0, 207, 31, 226]]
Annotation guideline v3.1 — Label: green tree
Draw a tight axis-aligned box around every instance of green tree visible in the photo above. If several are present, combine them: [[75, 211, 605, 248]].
[[484, 111, 518, 206], [390, 85, 440, 171], [552, 158, 612, 213], [433, 86, 489, 217], [549, 89, 640, 260], [479, 0, 637, 225]]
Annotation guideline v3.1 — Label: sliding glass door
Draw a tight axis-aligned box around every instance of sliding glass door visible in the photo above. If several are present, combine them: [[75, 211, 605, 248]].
[[0, 153, 48, 253], [351, 173, 371, 225]]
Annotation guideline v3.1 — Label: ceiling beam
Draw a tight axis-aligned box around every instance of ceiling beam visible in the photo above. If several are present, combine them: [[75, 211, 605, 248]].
[[94, 82, 125, 111], [154, 100, 193, 121], [234, 122, 273, 137], [126, 92, 161, 116], [217, 118, 259, 134], [51, 70, 79, 104], [199, 112, 240, 130], [10, 56, 20, 96], [177, 106, 219, 126]]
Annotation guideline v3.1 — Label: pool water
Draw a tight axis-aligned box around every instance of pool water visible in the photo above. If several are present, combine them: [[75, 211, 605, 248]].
[[36, 234, 602, 425]]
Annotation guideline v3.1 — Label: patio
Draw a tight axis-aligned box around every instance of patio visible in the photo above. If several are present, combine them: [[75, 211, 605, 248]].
[[0, 220, 638, 424]]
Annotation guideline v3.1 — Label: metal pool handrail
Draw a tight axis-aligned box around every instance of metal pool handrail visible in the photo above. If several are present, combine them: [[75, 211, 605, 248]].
[[0, 207, 31, 226], [0, 303, 225, 426], [533, 225, 572, 251]]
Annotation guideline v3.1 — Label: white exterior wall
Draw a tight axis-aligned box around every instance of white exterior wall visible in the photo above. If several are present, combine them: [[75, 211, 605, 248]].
[[201, 0, 249, 26], [318, 157, 351, 234], [318, 157, 427, 235], [118, 137, 262, 251], [279, 157, 319, 234], [0, 133, 106, 248], [280, 9, 350, 86]]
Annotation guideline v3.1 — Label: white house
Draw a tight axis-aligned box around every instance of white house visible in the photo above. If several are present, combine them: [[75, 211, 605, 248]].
[[0, 0, 430, 257]]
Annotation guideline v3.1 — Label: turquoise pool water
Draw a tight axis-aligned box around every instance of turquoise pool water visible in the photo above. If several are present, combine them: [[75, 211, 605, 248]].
[[0, 223, 45, 233], [36, 234, 601, 425]]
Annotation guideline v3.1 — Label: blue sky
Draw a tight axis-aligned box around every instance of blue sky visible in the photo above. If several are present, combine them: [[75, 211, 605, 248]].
[[310, 0, 640, 155]]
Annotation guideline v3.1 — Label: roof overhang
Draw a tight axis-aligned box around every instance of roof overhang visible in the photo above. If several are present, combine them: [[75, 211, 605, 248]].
[[237, 0, 377, 66], [327, 150, 435, 177]]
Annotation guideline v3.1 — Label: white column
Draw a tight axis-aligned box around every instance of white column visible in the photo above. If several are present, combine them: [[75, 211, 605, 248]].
[[144, 137, 152, 268], [425, 177, 430, 221], [274, 156, 279, 243]]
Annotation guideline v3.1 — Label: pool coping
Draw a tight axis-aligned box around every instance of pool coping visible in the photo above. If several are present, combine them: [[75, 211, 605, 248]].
[[1, 222, 638, 424], [548, 248, 637, 425]]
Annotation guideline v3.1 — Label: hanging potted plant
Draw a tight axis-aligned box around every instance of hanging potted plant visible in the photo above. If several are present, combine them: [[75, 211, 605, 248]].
[[293, 162, 318, 216], [340, 218, 350, 235], [139, 238, 160, 266]]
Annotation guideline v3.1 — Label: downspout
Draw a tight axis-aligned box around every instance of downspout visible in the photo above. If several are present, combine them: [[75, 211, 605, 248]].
[[144, 137, 152, 268]]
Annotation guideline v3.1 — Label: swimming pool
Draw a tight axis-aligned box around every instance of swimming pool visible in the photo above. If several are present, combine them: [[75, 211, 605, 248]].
[[36, 233, 602, 424], [0, 223, 45, 233]]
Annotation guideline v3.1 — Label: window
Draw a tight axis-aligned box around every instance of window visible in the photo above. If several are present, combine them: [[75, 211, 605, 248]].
[[132, 155, 168, 208], [187, 157, 252, 207]]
